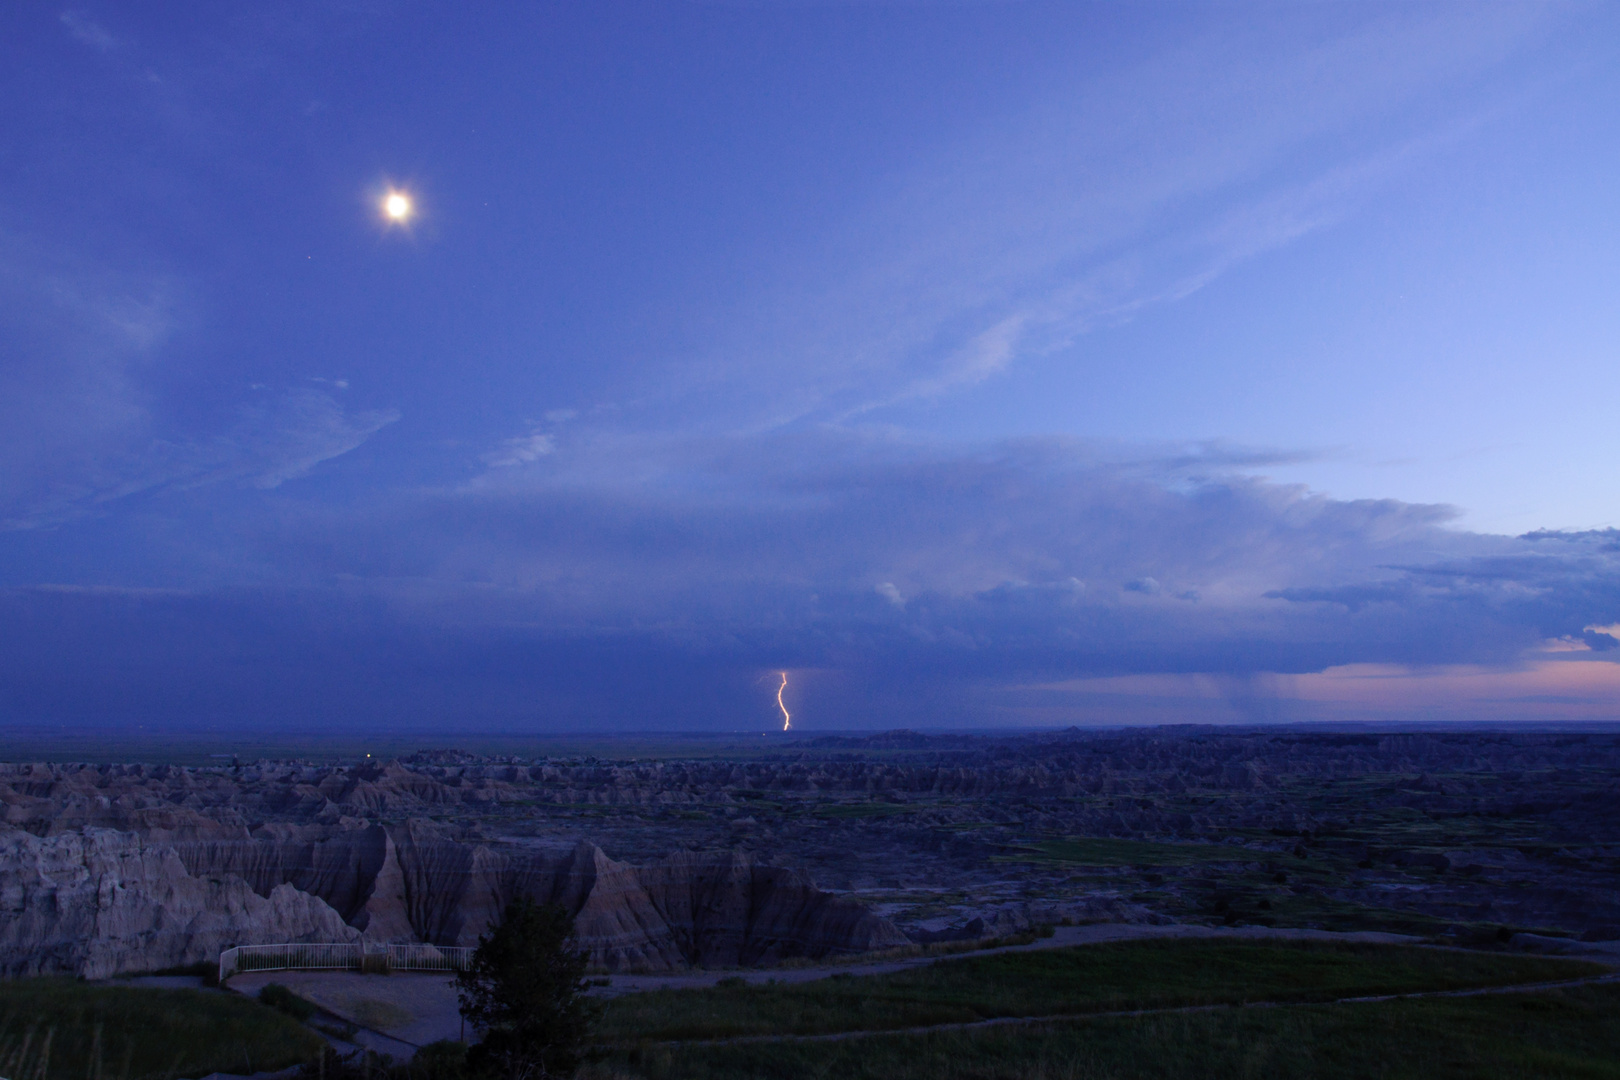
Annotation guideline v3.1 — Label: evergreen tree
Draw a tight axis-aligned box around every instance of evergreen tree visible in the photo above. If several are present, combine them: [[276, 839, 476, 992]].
[[456, 898, 597, 1080]]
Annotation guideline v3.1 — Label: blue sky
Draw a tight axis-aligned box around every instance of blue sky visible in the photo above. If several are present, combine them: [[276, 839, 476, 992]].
[[3, 1, 1619, 731]]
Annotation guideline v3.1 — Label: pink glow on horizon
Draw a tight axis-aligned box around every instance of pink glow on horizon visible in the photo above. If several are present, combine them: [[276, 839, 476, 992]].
[[1008, 654, 1620, 726]]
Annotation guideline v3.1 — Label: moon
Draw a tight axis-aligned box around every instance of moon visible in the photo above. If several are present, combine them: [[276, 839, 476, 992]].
[[383, 192, 412, 221]]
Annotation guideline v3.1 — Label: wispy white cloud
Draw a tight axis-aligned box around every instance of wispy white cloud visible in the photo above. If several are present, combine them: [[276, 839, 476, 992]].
[[208, 388, 400, 491], [0, 214, 397, 530], [616, 4, 1560, 436], [1, 387, 400, 530], [0, 239, 359, 527], [483, 429, 556, 468], [0, 229, 178, 529], [59, 10, 118, 52]]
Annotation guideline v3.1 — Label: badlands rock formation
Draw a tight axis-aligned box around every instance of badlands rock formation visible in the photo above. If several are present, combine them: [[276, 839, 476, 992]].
[[0, 827, 358, 979], [0, 815, 906, 977], [172, 822, 906, 967], [3, 727, 1619, 977]]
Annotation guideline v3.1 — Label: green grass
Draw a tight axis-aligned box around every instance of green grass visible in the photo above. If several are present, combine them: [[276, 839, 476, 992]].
[[596, 940, 1602, 1042], [0, 978, 324, 1080], [594, 983, 1620, 1080]]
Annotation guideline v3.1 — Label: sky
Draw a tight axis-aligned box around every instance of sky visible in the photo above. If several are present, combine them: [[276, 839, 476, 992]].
[[2, 1, 1619, 733]]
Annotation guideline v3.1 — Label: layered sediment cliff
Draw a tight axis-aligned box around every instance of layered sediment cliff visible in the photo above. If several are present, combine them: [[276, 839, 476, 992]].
[[0, 819, 906, 978], [0, 827, 358, 979]]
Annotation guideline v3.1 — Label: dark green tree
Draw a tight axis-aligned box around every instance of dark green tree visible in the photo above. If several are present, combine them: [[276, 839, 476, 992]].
[[455, 898, 597, 1080]]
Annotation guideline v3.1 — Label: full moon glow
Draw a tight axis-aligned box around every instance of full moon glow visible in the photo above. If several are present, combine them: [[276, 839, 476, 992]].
[[383, 192, 412, 221]]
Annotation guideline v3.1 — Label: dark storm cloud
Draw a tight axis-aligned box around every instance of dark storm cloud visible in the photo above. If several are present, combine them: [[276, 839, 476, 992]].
[[3, 431, 1614, 729]]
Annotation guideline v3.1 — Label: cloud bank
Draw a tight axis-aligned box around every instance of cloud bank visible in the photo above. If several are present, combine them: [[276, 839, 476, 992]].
[[3, 430, 1614, 729]]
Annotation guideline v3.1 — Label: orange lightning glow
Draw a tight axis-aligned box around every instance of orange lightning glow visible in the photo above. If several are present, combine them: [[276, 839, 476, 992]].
[[776, 672, 791, 731]]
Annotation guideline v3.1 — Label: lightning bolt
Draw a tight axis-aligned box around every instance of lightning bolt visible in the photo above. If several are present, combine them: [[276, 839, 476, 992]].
[[776, 671, 791, 731]]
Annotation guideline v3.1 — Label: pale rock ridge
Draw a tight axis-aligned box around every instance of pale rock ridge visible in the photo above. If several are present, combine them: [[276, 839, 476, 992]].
[[0, 820, 906, 976], [172, 822, 391, 927], [538, 841, 689, 971], [179, 825, 909, 970], [0, 826, 358, 979]]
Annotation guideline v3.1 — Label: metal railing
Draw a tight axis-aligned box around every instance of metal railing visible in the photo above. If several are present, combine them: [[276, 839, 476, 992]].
[[219, 942, 475, 982], [384, 942, 473, 972]]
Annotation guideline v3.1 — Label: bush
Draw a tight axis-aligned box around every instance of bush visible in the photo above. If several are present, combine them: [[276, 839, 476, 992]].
[[260, 982, 318, 1022]]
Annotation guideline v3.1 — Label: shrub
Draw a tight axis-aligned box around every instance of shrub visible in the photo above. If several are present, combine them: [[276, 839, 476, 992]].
[[260, 983, 317, 1022]]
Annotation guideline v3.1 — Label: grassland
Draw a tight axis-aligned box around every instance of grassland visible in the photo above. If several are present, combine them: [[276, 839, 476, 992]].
[[0, 979, 324, 1080], [598, 982, 1620, 1080], [596, 940, 1603, 1042]]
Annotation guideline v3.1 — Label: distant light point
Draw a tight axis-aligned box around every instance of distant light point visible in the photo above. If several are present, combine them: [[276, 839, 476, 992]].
[[383, 192, 412, 221]]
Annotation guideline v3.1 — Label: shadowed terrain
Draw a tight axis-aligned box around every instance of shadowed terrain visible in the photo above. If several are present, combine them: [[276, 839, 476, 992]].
[[2, 727, 1617, 977]]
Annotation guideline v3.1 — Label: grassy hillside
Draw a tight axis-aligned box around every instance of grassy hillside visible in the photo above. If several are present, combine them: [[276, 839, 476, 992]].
[[590, 940, 1617, 1079], [0, 979, 324, 1080], [597, 940, 1602, 1041], [603, 983, 1620, 1080]]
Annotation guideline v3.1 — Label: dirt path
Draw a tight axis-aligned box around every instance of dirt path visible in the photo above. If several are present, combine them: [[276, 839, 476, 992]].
[[657, 971, 1620, 1048]]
